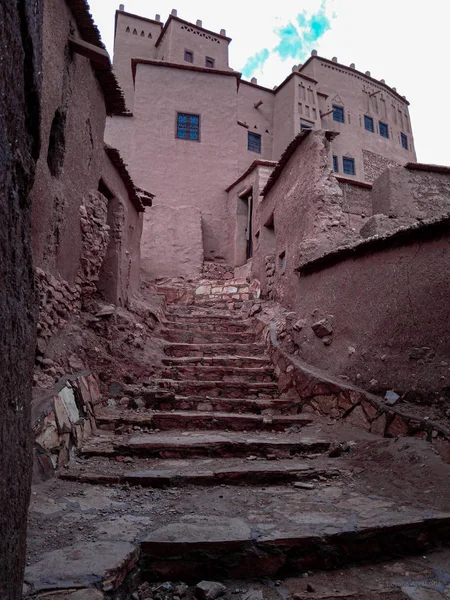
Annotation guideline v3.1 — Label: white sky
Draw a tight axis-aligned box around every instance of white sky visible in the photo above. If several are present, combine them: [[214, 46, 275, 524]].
[[89, 0, 450, 165]]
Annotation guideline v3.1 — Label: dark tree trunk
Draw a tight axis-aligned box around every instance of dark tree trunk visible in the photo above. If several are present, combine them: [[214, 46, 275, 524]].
[[0, 1, 42, 598]]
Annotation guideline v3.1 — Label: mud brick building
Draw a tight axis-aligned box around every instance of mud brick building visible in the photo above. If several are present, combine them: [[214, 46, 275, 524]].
[[107, 6, 416, 276]]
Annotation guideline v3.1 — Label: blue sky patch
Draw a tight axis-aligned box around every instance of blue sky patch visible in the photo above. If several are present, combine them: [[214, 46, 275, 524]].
[[242, 48, 270, 78]]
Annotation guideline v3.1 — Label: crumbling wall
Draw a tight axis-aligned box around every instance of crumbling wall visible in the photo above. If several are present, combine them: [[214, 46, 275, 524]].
[[0, 1, 42, 597], [35, 191, 110, 351], [362, 149, 401, 183], [338, 179, 373, 231], [141, 205, 204, 279], [251, 131, 360, 304]]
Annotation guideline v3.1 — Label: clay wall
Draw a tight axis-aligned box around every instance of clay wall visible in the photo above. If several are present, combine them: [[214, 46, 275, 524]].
[[272, 76, 297, 161], [0, 1, 42, 596], [31, 0, 108, 285], [120, 63, 240, 261], [141, 205, 203, 279], [113, 11, 162, 110], [100, 154, 144, 305], [300, 56, 416, 182], [372, 165, 450, 221], [337, 179, 373, 231], [292, 221, 450, 398], [156, 17, 230, 70], [237, 82, 274, 169], [251, 131, 359, 303], [226, 162, 276, 267]]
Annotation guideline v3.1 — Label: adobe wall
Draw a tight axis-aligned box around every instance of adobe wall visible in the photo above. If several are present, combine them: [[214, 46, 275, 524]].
[[300, 57, 416, 182], [273, 76, 297, 160], [292, 222, 450, 398], [372, 165, 450, 220], [121, 64, 240, 261], [141, 205, 203, 279], [0, 0, 42, 597], [251, 131, 360, 303], [113, 11, 162, 110], [337, 179, 373, 230], [31, 0, 108, 285], [99, 153, 144, 305], [237, 82, 274, 169], [226, 162, 276, 267], [156, 17, 230, 70]]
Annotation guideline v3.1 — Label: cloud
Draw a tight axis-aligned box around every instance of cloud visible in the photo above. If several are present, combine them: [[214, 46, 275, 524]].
[[241, 48, 270, 78]]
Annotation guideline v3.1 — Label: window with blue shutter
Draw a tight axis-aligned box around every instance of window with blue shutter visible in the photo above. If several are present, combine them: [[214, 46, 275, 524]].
[[364, 115, 374, 132], [333, 155, 339, 172], [333, 105, 344, 123], [177, 113, 200, 141], [401, 132, 408, 150], [248, 132, 261, 153], [343, 157, 355, 176], [379, 121, 389, 138]]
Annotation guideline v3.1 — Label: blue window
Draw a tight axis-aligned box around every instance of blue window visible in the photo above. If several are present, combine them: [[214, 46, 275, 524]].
[[177, 113, 200, 141], [184, 50, 193, 63], [248, 132, 261, 153], [300, 121, 312, 132], [333, 105, 344, 123], [401, 132, 408, 150], [364, 115, 374, 132], [333, 155, 339, 172], [343, 157, 355, 176], [379, 121, 389, 138]]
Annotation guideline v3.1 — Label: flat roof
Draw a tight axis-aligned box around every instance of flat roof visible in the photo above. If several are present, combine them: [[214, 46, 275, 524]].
[[405, 162, 450, 174], [155, 14, 232, 48], [115, 9, 163, 39], [300, 55, 410, 105], [131, 58, 241, 84]]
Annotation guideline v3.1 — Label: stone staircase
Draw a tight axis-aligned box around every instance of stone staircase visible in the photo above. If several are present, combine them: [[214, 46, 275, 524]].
[[27, 278, 450, 595]]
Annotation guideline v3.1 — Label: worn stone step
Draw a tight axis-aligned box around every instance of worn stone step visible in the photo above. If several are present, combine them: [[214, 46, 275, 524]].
[[164, 342, 266, 358], [162, 355, 272, 369], [160, 328, 256, 344], [140, 505, 450, 581], [160, 365, 275, 383], [191, 299, 244, 310], [154, 379, 279, 399], [95, 409, 313, 432], [121, 392, 298, 414], [163, 320, 251, 333], [166, 307, 238, 319], [80, 431, 331, 459], [60, 457, 342, 487]]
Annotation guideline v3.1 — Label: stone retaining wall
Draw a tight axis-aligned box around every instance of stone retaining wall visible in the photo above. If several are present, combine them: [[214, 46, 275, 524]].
[[259, 320, 450, 461], [33, 373, 102, 480]]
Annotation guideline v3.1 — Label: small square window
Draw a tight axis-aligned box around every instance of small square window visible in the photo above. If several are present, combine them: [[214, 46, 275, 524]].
[[177, 113, 200, 141], [300, 121, 312, 132], [364, 115, 374, 132], [205, 57, 215, 68], [401, 132, 408, 150], [248, 132, 261, 153], [379, 121, 389, 138], [333, 105, 344, 123], [343, 157, 355, 176], [333, 155, 339, 173], [184, 50, 193, 63]]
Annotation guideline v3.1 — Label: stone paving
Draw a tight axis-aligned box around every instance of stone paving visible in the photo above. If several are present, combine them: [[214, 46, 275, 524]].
[[25, 280, 450, 599]]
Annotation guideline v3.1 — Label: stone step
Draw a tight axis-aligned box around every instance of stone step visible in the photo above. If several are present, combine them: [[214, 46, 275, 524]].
[[154, 379, 279, 399], [95, 409, 313, 432], [160, 365, 275, 383], [191, 299, 244, 310], [159, 328, 256, 344], [164, 342, 266, 358], [164, 312, 243, 324], [60, 457, 342, 487], [80, 431, 332, 459], [162, 355, 272, 369], [163, 320, 251, 333], [122, 392, 298, 414], [140, 503, 450, 580]]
